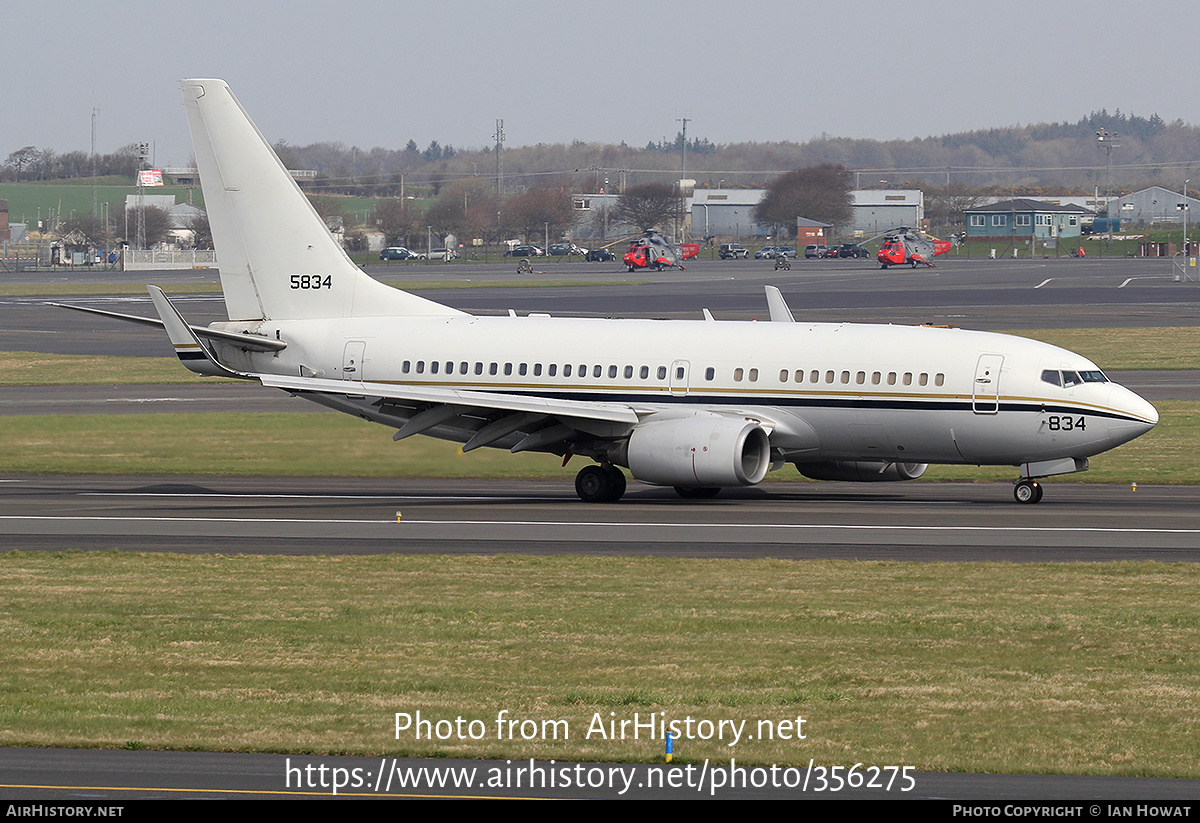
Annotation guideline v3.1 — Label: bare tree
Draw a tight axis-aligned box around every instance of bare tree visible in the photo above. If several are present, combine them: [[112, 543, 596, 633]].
[[123, 204, 173, 247], [505, 184, 577, 241], [4, 146, 40, 180], [373, 198, 419, 246], [614, 183, 677, 231], [182, 210, 214, 249], [754, 164, 852, 236]]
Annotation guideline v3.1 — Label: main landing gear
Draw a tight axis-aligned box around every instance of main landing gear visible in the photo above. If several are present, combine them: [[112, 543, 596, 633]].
[[1013, 479, 1044, 504], [575, 464, 626, 503]]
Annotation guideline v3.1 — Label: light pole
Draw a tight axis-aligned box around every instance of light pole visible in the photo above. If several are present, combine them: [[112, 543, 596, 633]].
[[1184, 179, 1190, 262]]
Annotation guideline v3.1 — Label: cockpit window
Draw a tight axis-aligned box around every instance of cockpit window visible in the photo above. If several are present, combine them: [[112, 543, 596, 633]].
[[1042, 369, 1108, 388]]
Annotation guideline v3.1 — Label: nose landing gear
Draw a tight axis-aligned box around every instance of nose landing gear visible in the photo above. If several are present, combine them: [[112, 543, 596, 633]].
[[1013, 479, 1043, 504]]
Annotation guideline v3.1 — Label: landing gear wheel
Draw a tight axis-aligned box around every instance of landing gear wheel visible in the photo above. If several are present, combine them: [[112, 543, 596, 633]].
[[605, 465, 626, 501], [575, 464, 625, 503], [1014, 479, 1043, 504], [674, 486, 721, 499]]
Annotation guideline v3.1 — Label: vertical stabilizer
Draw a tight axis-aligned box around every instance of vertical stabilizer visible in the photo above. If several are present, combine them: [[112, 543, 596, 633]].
[[180, 79, 461, 322]]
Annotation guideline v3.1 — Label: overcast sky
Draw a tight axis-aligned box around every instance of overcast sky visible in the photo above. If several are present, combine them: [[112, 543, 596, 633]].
[[3, 0, 1196, 167]]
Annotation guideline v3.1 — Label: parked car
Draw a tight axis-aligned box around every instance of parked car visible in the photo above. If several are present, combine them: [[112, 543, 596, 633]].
[[428, 248, 459, 260], [776, 246, 797, 258], [719, 243, 749, 259], [804, 244, 829, 259], [380, 246, 417, 261], [585, 248, 615, 262], [833, 243, 870, 258], [549, 243, 587, 256], [505, 245, 545, 257], [754, 246, 779, 259]]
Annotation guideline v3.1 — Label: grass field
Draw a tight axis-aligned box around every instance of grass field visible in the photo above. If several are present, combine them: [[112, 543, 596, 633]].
[[0, 179, 204, 224], [3, 552, 1198, 774]]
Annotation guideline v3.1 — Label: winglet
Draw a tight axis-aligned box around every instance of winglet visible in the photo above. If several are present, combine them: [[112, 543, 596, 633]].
[[765, 286, 795, 323], [147, 286, 251, 378]]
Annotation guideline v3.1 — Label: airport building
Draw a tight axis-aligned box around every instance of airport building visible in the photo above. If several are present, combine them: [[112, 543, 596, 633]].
[[1109, 186, 1200, 226], [963, 199, 1091, 240], [848, 189, 924, 237]]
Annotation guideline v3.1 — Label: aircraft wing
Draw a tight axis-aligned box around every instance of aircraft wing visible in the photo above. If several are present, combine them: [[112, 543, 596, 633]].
[[257, 373, 641, 425]]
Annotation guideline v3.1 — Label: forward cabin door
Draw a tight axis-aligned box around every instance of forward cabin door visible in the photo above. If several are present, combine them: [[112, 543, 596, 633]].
[[972, 354, 1003, 414]]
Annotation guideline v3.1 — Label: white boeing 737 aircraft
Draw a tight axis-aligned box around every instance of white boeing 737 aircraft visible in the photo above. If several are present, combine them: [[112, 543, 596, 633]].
[[63, 79, 1158, 504]]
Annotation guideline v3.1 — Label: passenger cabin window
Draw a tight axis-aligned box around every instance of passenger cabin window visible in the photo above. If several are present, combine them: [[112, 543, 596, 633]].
[[704, 367, 714, 381], [748, 368, 758, 382], [593, 365, 602, 378], [489, 363, 498, 375], [624, 366, 634, 379], [657, 366, 667, 380], [734, 368, 744, 382], [643, 366, 651, 379]]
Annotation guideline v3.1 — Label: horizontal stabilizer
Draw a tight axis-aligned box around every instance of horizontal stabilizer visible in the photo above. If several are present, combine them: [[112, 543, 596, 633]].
[[50, 300, 287, 353]]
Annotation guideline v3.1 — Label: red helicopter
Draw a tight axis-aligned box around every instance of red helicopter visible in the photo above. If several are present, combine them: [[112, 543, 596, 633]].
[[623, 230, 700, 271], [875, 227, 953, 269]]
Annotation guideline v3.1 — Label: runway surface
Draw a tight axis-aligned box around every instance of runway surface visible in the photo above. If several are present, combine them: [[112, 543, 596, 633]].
[[4, 748, 1199, 800], [5, 256, 1200, 358], [3, 475, 1197, 561]]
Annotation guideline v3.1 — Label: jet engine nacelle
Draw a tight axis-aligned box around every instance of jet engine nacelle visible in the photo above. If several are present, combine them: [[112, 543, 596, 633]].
[[624, 414, 771, 487], [797, 461, 928, 482]]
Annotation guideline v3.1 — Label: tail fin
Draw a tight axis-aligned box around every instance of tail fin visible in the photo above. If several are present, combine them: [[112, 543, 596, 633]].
[[180, 79, 461, 322]]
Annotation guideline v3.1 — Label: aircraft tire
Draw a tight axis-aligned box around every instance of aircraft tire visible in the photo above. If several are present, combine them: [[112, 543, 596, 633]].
[[1014, 480, 1043, 504], [576, 464, 624, 503], [606, 465, 627, 501]]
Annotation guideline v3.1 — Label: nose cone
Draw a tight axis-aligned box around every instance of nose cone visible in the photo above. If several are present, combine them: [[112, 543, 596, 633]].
[[1107, 384, 1158, 448]]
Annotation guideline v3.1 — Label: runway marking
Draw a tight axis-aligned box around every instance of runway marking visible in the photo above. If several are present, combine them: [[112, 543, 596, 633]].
[[0, 781, 480, 800], [1034, 279, 1052, 289], [80, 492, 542, 501], [1119, 278, 1133, 288], [5, 515, 1200, 535]]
